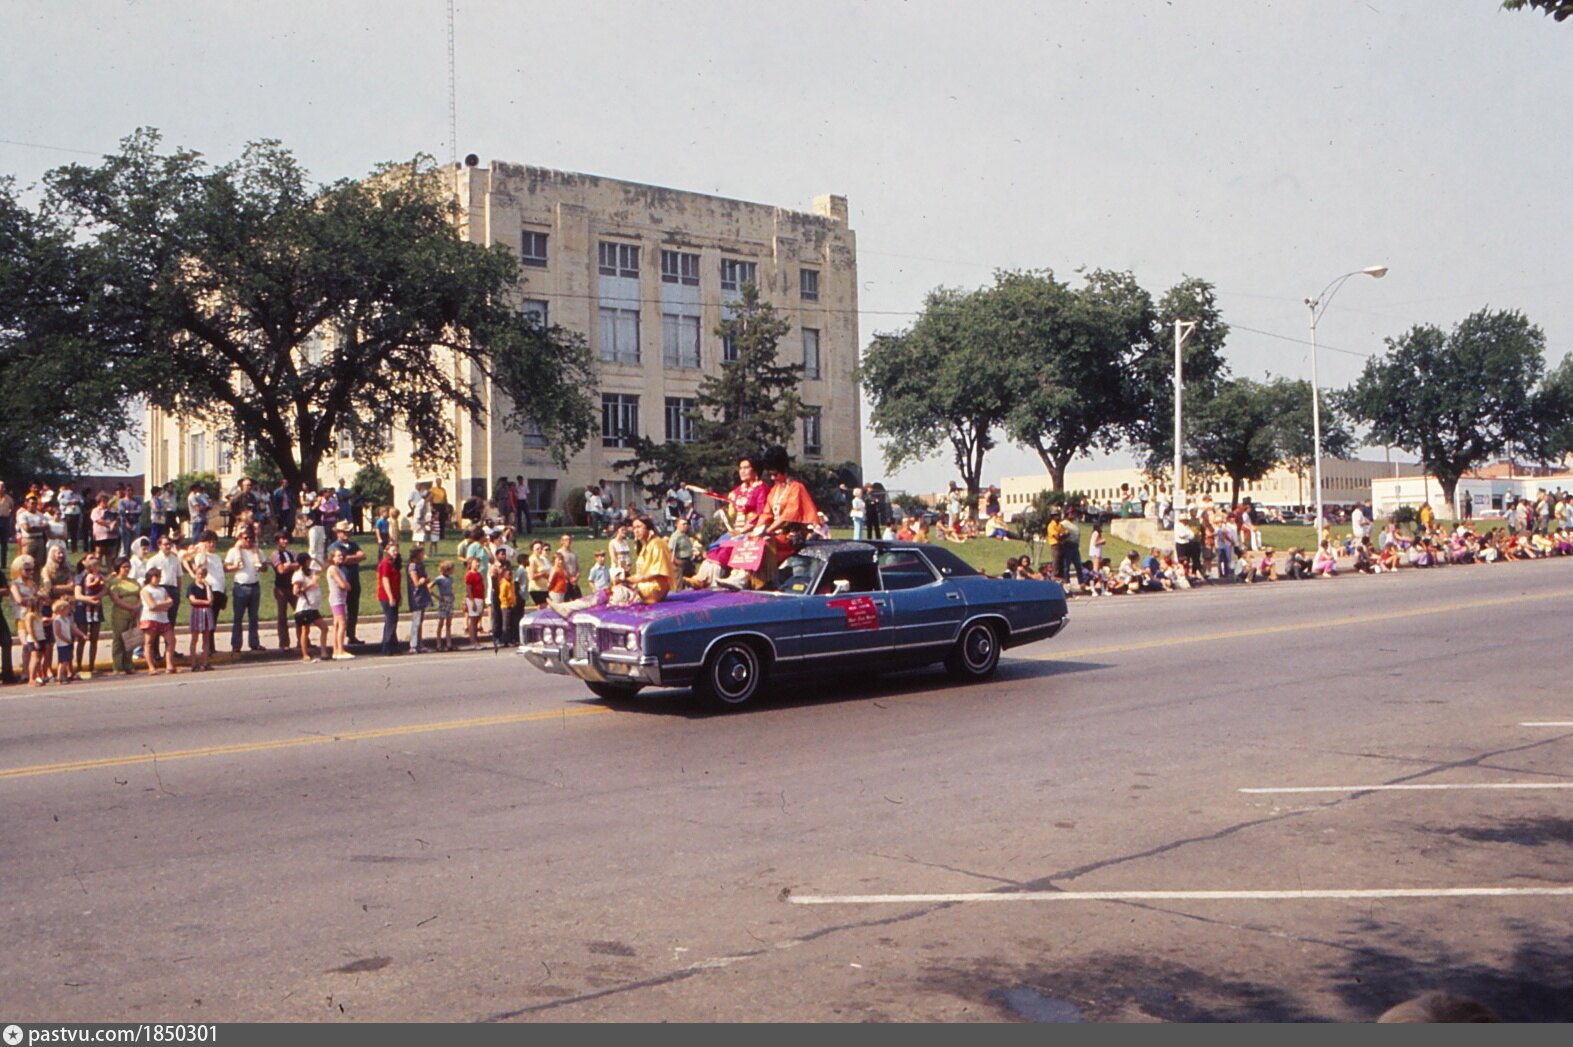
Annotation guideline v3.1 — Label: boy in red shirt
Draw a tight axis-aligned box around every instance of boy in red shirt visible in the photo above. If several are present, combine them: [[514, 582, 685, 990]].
[[463, 556, 485, 648]]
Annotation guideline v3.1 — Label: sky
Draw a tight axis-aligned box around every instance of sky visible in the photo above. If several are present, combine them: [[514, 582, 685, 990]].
[[3, 1, 1569, 493]]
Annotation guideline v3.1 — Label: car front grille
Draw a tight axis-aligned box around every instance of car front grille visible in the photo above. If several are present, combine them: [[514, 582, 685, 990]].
[[574, 621, 596, 659]]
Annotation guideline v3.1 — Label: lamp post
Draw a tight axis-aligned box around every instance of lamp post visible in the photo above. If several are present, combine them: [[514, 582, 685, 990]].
[[1173, 319, 1196, 515], [1304, 265, 1387, 536]]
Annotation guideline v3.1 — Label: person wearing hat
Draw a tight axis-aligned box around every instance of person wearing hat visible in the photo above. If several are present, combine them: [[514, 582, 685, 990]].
[[327, 518, 367, 645], [752, 445, 819, 585]]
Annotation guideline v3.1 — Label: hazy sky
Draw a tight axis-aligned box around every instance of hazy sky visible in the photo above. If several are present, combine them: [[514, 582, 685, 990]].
[[4, 1, 1569, 492]]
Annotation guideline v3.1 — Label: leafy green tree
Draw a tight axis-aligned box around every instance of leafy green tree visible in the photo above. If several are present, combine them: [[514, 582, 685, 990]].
[[990, 269, 1153, 492], [1534, 355, 1573, 462], [241, 456, 283, 489], [861, 287, 1014, 510], [1502, 0, 1573, 22], [0, 178, 140, 476], [1127, 277, 1232, 476], [1186, 378, 1283, 506], [1267, 376, 1357, 501], [37, 129, 597, 491], [1341, 308, 1549, 507], [619, 283, 807, 499], [350, 464, 394, 514]]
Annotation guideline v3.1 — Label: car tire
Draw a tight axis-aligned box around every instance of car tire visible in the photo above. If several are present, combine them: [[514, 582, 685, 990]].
[[585, 682, 643, 702], [946, 620, 1000, 680], [694, 638, 766, 710]]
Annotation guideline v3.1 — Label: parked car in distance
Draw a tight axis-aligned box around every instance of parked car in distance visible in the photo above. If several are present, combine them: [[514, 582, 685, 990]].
[[520, 540, 1070, 710]]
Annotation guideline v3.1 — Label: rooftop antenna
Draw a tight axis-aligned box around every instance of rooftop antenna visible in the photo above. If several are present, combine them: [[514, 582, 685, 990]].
[[446, 0, 458, 165]]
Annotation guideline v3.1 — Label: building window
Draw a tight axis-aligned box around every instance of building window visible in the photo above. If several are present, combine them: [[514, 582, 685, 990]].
[[800, 268, 819, 301], [188, 432, 207, 473], [661, 250, 700, 286], [721, 333, 739, 363], [521, 230, 548, 268], [601, 394, 640, 448], [599, 307, 640, 364], [662, 313, 701, 368], [802, 328, 821, 379], [598, 241, 640, 278], [665, 397, 696, 444], [522, 417, 548, 449], [217, 434, 233, 474], [521, 299, 548, 325], [803, 408, 823, 458], [336, 429, 355, 460], [720, 258, 757, 292]]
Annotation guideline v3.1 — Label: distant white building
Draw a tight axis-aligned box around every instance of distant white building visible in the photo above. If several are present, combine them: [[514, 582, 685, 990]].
[[1000, 458, 1421, 518], [1373, 472, 1573, 520]]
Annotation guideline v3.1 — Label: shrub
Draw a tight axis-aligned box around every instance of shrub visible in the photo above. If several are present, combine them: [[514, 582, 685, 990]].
[[543, 508, 567, 528], [350, 464, 393, 512], [564, 486, 587, 526]]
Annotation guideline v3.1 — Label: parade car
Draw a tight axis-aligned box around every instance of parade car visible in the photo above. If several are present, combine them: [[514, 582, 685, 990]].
[[519, 540, 1069, 710]]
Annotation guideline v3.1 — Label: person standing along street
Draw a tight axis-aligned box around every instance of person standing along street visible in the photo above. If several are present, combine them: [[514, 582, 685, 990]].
[[271, 478, 294, 541], [16, 493, 48, 568], [187, 482, 211, 544], [269, 532, 298, 650], [376, 542, 403, 656], [293, 552, 330, 662], [90, 493, 120, 562], [147, 486, 170, 547], [186, 560, 216, 671], [327, 519, 366, 646], [181, 531, 226, 653], [73, 554, 106, 676], [105, 557, 140, 675], [326, 546, 355, 660], [118, 487, 143, 560], [407, 545, 432, 654], [225, 529, 266, 652], [0, 481, 13, 567], [58, 483, 84, 553], [850, 486, 867, 541], [138, 567, 177, 675]]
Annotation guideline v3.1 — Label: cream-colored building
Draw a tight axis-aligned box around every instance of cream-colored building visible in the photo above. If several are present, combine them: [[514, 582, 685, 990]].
[[147, 161, 862, 520], [1000, 458, 1424, 517]]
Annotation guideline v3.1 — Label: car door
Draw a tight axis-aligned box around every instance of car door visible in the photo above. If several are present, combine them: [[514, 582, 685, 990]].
[[878, 547, 966, 662], [796, 549, 893, 669]]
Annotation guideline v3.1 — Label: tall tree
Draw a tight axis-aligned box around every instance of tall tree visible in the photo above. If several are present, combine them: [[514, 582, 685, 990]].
[[0, 177, 141, 481], [1185, 378, 1283, 507], [1341, 308, 1548, 507], [37, 129, 597, 490], [1126, 276, 1232, 477], [618, 283, 807, 499], [1268, 375, 1357, 502], [993, 268, 1154, 491], [1530, 354, 1573, 463], [861, 287, 1014, 510]]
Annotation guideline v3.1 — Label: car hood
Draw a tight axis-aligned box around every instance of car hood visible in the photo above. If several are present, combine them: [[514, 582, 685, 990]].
[[533, 588, 783, 631]]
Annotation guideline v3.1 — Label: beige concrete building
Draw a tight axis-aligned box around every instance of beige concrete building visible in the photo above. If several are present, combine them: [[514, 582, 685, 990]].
[[1000, 457, 1424, 517], [147, 161, 862, 520]]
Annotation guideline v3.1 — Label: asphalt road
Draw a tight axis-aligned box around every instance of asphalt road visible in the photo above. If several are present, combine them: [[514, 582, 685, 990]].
[[3, 561, 1571, 1023]]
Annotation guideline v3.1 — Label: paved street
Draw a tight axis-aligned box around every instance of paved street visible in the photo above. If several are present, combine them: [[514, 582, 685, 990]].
[[2, 562, 1571, 1022]]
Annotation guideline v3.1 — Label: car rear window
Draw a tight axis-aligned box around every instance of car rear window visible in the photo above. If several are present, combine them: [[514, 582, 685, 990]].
[[914, 546, 981, 577]]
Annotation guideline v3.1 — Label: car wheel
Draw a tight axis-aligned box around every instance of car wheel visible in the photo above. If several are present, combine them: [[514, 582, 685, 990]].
[[695, 639, 766, 710], [946, 620, 1000, 680], [585, 682, 643, 702]]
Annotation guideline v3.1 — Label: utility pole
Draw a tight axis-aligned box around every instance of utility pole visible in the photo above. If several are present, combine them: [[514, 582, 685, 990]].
[[1173, 320, 1197, 512]]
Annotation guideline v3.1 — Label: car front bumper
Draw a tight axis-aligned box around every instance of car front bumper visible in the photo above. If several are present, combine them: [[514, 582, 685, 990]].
[[521, 642, 665, 687]]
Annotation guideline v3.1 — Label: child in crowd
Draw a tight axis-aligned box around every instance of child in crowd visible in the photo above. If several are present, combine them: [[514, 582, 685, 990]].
[[22, 597, 48, 685], [547, 552, 569, 606], [51, 597, 78, 683], [293, 551, 329, 661], [74, 555, 106, 677], [327, 546, 355, 661], [588, 550, 611, 592], [433, 560, 456, 652], [186, 561, 215, 671], [463, 556, 485, 648]]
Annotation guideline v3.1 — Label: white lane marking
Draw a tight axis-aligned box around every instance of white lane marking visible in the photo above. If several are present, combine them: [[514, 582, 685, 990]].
[[1521, 722, 1573, 727], [1239, 783, 1573, 794], [789, 886, 1573, 905]]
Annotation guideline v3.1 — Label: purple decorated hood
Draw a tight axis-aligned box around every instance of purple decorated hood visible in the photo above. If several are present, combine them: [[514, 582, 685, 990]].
[[531, 588, 781, 630]]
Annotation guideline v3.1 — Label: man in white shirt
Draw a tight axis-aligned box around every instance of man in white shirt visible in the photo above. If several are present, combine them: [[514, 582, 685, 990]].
[[145, 535, 188, 654], [225, 530, 267, 652], [57, 483, 84, 552]]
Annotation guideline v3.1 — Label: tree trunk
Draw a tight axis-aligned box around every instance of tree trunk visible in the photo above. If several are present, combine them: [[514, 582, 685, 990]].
[[1032, 444, 1067, 494], [1230, 474, 1242, 507]]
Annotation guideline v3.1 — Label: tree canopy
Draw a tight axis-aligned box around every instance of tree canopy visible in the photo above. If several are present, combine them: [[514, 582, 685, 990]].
[[1128, 276, 1232, 476], [1502, 1, 1573, 22], [1341, 308, 1549, 506], [860, 286, 1014, 508], [7, 129, 598, 490]]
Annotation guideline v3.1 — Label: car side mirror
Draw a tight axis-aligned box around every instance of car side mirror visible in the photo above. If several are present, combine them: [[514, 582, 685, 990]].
[[831, 579, 851, 594]]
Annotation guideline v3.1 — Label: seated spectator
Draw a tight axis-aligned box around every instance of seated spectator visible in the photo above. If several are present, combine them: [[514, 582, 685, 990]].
[[1114, 550, 1144, 594], [1353, 539, 1376, 574], [1312, 541, 1338, 577], [1285, 547, 1312, 580]]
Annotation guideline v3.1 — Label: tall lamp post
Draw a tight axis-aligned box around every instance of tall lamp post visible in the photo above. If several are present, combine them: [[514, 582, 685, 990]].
[[1304, 266, 1388, 534]]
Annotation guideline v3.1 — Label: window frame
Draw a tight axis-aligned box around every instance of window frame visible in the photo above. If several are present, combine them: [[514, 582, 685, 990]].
[[598, 240, 641, 278], [520, 230, 549, 268], [601, 393, 641, 448], [660, 249, 700, 286], [802, 327, 822, 380], [800, 268, 819, 301]]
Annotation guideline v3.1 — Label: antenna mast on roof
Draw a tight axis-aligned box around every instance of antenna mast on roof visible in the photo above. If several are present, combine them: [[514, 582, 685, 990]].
[[446, 0, 458, 165]]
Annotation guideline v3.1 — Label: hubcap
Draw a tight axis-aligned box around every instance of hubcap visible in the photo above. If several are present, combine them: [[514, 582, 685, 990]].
[[718, 648, 753, 696]]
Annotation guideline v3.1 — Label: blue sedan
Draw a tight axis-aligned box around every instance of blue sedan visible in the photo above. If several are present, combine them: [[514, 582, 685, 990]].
[[520, 540, 1069, 710]]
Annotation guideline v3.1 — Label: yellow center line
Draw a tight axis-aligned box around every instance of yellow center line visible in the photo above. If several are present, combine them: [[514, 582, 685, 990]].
[[1021, 586, 1572, 661], [0, 706, 612, 782]]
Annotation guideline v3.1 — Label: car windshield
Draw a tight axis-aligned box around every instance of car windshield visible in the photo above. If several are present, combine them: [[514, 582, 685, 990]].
[[773, 553, 820, 595]]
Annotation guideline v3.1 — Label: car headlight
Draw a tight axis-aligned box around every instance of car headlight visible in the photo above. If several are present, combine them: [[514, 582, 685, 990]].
[[624, 631, 639, 652], [553, 626, 567, 645]]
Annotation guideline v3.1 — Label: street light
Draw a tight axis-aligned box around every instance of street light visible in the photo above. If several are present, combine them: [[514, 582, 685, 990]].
[[1304, 265, 1388, 535]]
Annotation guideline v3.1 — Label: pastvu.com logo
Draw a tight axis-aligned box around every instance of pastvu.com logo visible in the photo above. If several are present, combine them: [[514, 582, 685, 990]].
[[3, 1025, 24, 1046]]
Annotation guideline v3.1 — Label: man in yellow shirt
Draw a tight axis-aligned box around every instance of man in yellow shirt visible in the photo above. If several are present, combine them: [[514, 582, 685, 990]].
[[1045, 512, 1069, 581], [429, 478, 449, 539]]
